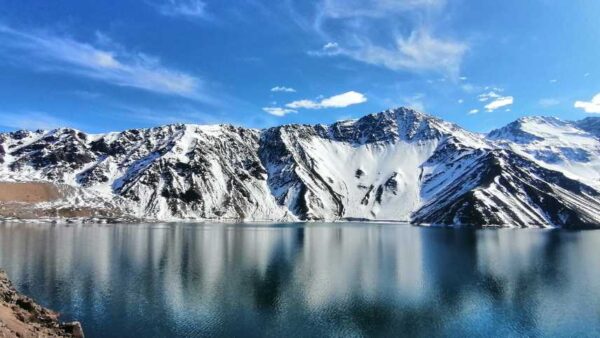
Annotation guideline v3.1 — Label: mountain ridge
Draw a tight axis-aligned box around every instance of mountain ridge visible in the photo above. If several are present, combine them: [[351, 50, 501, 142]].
[[1, 107, 600, 228]]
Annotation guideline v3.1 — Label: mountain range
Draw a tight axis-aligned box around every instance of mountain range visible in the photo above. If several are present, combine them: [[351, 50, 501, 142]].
[[1, 107, 600, 228]]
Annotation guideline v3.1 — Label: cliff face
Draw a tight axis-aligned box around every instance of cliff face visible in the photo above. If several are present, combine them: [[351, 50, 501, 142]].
[[0, 270, 84, 338]]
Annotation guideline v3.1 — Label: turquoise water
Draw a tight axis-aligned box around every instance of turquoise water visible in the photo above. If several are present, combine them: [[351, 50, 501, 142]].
[[1, 223, 599, 337]]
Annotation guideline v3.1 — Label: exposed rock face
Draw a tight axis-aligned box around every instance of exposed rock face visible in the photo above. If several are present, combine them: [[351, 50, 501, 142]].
[[0, 270, 84, 338], [1, 107, 600, 228]]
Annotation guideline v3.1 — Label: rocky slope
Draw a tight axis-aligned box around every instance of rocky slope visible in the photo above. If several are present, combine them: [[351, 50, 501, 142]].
[[1, 108, 600, 228], [488, 116, 600, 189], [0, 270, 83, 337]]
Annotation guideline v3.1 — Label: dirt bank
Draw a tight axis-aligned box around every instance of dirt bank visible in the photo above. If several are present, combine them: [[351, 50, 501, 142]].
[[0, 270, 84, 338], [0, 182, 60, 203], [0, 181, 130, 222]]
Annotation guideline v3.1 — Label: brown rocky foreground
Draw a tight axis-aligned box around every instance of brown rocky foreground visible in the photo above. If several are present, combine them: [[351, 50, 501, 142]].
[[0, 183, 60, 204], [0, 270, 84, 338], [0, 182, 128, 222]]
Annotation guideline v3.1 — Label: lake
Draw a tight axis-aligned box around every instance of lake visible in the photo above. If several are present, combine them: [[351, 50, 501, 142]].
[[0, 223, 599, 337]]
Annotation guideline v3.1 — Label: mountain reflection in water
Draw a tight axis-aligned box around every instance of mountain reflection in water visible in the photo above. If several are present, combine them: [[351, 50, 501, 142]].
[[0, 223, 599, 337]]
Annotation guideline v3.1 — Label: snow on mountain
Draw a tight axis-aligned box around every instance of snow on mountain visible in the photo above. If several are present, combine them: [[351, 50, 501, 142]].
[[575, 117, 600, 138], [1, 107, 600, 228], [260, 108, 488, 222], [488, 116, 600, 188]]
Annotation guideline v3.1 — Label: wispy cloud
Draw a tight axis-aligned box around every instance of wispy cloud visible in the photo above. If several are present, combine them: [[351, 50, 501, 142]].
[[285, 91, 367, 109], [262, 107, 297, 117], [340, 30, 467, 78], [271, 86, 296, 93], [468, 109, 479, 115], [111, 101, 226, 126], [0, 111, 75, 130], [539, 98, 560, 107], [0, 25, 207, 100], [318, 0, 446, 18], [485, 96, 513, 112], [401, 93, 426, 112], [304, 0, 467, 78], [155, 0, 208, 18], [308, 42, 342, 56], [478, 90, 502, 102], [574, 93, 600, 113]]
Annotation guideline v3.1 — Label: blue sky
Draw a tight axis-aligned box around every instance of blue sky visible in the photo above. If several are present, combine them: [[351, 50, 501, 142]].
[[0, 0, 599, 133]]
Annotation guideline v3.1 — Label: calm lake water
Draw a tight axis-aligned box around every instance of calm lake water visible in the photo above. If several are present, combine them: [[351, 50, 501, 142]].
[[1, 223, 599, 337]]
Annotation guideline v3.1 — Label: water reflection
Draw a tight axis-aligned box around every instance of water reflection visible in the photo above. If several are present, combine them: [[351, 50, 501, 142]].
[[0, 224, 599, 337]]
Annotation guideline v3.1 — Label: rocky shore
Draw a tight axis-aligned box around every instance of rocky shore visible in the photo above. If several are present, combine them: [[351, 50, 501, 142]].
[[0, 270, 84, 338]]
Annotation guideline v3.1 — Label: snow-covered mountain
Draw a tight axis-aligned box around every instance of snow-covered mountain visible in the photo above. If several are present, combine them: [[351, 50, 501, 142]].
[[488, 116, 600, 188], [1, 108, 600, 228]]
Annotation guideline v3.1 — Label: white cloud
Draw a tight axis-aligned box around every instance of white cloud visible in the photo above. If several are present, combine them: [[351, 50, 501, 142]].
[[286, 99, 321, 109], [306, 0, 467, 78], [262, 107, 297, 117], [574, 93, 600, 113], [323, 42, 339, 50], [0, 111, 74, 130], [265, 91, 367, 117], [285, 91, 367, 109], [539, 98, 560, 107], [478, 90, 502, 102], [308, 42, 342, 56], [0, 25, 205, 100], [271, 86, 297, 93], [549, 79, 558, 83], [457, 99, 464, 104], [468, 109, 479, 115], [157, 0, 207, 18], [485, 96, 514, 112]]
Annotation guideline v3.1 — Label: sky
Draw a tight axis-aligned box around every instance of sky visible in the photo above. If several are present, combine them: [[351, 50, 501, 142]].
[[0, 0, 599, 133]]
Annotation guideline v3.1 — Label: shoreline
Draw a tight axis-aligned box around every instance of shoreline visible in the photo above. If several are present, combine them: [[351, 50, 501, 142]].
[[1, 216, 596, 230], [0, 270, 84, 338]]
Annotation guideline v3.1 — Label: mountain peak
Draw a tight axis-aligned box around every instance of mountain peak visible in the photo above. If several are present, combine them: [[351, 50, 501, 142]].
[[488, 115, 575, 143], [328, 107, 459, 144]]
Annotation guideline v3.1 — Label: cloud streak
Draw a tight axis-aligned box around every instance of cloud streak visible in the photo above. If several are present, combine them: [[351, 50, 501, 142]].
[[271, 86, 296, 93], [155, 0, 208, 18], [0, 25, 206, 100], [485, 96, 514, 112], [0, 111, 75, 130]]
